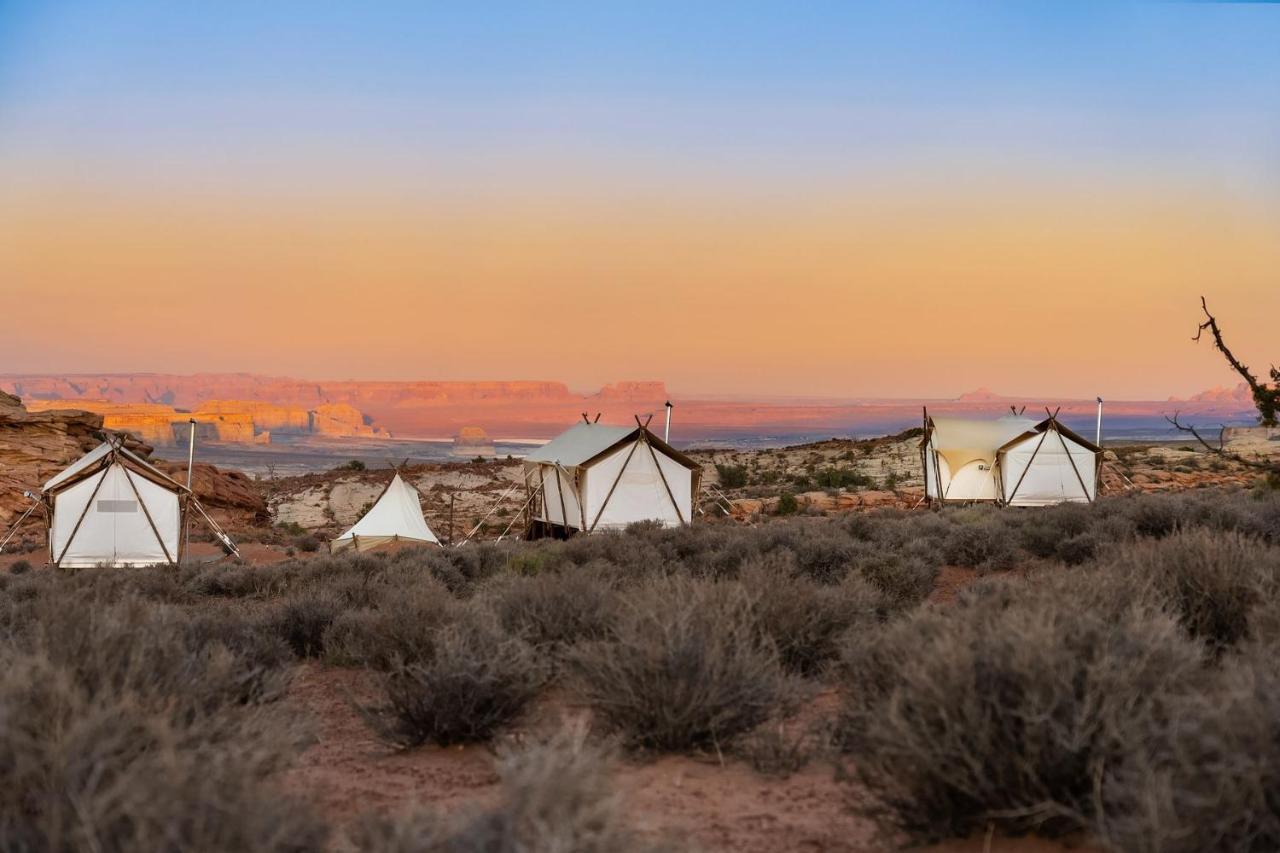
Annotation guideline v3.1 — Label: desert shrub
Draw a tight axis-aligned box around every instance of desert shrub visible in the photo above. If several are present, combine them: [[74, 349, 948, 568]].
[[1127, 494, 1190, 539], [482, 566, 619, 655], [0, 653, 326, 852], [943, 520, 1019, 572], [836, 575, 1206, 841], [8, 559, 32, 575], [322, 580, 459, 669], [187, 563, 290, 598], [1056, 531, 1099, 565], [1098, 648, 1280, 852], [775, 492, 799, 516], [569, 578, 794, 751], [740, 558, 886, 676], [734, 717, 831, 778], [294, 533, 322, 553], [715, 463, 749, 489], [1106, 529, 1280, 651], [351, 726, 663, 852], [267, 591, 344, 658], [361, 613, 545, 747]]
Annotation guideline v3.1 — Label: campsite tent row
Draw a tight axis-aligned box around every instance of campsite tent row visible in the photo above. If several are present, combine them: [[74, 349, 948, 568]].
[[920, 412, 1103, 506], [18, 411, 1101, 567]]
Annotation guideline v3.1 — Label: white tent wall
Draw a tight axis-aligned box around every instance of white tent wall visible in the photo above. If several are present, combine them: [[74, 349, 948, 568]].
[[999, 430, 1099, 506], [51, 464, 180, 567], [532, 463, 584, 530], [584, 439, 691, 530]]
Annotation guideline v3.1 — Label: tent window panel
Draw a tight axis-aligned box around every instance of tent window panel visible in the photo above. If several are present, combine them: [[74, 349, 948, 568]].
[[97, 499, 138, 513]]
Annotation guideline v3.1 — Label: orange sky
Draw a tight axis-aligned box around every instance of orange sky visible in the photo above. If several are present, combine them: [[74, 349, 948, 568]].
[[1, 179, 1276, 400], [1, 3, 1277, 401]]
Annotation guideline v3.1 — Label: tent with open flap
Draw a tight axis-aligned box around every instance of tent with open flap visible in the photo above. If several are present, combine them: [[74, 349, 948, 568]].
[[330, 472, 439, 553], [920, 413, 1038, 504]]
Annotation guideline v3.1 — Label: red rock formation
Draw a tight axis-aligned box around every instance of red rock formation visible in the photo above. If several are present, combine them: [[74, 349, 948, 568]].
[[0, 393, 265, 530]]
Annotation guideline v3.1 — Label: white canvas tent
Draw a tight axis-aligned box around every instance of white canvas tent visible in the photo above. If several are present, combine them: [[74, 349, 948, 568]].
[[996, 417, 1102, 506], [523, 420, 701, 538], [41, 438, 188, 567], [331, 473, 440, 553], [920, 413, 1038, 504]]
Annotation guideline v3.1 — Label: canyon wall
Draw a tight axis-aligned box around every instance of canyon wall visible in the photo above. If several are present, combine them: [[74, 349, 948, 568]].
[[0, 392, 264, 527]]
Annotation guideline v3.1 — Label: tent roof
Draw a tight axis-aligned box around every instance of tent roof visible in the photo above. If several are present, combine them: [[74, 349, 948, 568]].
[[42, 440, 185, 494], [525, 423, 641, 467], [925, 416, 1039, 452], [525, 422, 699, 471], [332, 473, 438, 546], [997, 417, 1104, 455]]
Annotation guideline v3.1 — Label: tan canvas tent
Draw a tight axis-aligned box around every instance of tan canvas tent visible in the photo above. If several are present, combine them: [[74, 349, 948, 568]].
[[523, 421, 701, 538], [331, 473, 439, 553], [996, 417, 1102, 506], [42, 438, 188, 567], [920, 413, 1038, 504]]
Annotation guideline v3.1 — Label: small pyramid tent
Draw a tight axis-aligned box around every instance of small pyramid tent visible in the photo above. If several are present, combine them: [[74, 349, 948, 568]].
[[42, 438, 187, 567], [331, 473, 439, 553], [523, 419, 701, 538], [996, 417, 1102, 506], [920, 414, 1038, 504]]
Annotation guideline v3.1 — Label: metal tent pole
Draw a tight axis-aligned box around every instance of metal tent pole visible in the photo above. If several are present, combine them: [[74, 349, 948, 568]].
[[664, 401, 673, 442], [1095, 397, 1104, 446]]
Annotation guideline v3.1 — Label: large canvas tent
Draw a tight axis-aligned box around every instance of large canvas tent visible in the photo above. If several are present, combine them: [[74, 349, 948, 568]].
[[996, 417, 1102, 506], [331, 472, 439, 553], [920, 413, 1038, 504], [523, 420, 701, 538], [41, 438, 189, 567]]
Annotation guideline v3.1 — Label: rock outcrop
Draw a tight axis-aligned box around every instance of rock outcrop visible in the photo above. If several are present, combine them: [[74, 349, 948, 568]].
[[0, 394, 266, 532]]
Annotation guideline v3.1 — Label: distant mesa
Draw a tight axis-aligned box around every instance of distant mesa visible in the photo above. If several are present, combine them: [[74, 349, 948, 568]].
[[19, 398, 386, 447], [955, 387, 1013, 402], [452, 426, 495, 458], [593, 381, 668, 401], [1175, 383, 1253, 404]]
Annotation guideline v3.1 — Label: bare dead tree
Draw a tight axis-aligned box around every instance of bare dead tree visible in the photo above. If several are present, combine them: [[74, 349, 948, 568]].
[[1192, 296, 1278, 427], [1165, 298, 1278, 475]]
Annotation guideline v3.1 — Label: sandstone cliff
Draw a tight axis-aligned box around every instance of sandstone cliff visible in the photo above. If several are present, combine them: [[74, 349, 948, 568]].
[[0, 394, 265, 531]]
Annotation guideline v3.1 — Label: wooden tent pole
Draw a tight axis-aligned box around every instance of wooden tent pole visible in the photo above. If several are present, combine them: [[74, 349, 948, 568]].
[[553, 464, 569, 536], [1004, 429, 1051, 506], [588, 438, 642, 533], [642, 432, 686, 526], [121, 466, 175, 566], [54, 469, 110, 568], [1052, 420, 1094, 503]]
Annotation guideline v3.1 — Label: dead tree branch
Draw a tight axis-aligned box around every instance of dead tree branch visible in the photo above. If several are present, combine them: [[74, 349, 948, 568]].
[[1166, 412, 1277, 473], [1194, 296, 1278, 426]]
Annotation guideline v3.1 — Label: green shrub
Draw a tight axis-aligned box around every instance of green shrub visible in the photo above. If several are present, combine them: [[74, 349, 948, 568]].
[[715, 463, 749, 489]]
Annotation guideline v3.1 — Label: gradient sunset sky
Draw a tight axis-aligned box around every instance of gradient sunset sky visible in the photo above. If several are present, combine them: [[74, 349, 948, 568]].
[[1, 2, 1277, 400]]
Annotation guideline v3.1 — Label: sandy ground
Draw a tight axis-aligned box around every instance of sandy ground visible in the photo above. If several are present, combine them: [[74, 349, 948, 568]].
[[280, 661, 1095, 853]]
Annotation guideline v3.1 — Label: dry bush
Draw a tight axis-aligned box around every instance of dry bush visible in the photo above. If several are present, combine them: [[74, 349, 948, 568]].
[[266, 590, 344, 658], [1097, 646, 1280, 853], [1103, 529, 1280, 652], [734, 717, 832, 778], [569, 577, 795, 752], [322, 579, 459, 669], [943, 519, 1019, 572], [361, 611, 545, 747], [836, 574, 1206, 842], [351, 726, 669, 852], [739, 556, 886, 676], [0, 581, 321, 851], [481, 564, 620, 654]]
